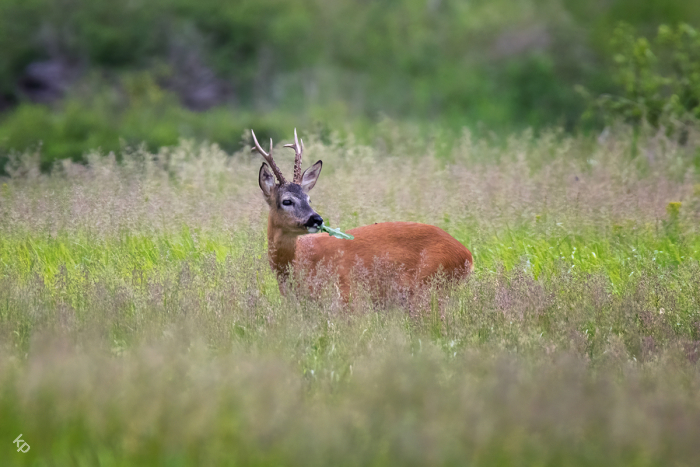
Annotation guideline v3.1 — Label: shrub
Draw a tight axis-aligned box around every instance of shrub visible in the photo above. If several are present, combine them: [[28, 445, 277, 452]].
[[580, 23, 700, 138]]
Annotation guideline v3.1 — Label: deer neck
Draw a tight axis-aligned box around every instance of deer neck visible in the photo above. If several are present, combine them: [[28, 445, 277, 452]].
[[267, 214, 299, 278]]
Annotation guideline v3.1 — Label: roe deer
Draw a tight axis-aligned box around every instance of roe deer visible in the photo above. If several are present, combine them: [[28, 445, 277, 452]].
[[253, 129, 473, 300]]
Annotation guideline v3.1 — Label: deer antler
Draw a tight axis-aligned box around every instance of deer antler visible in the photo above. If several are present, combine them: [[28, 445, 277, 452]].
[[283, 128, 304, 184], [251, 130, 287, 185]]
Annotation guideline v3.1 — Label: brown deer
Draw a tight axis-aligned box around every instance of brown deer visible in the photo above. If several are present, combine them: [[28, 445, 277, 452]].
[[253, 129, 473, 300]]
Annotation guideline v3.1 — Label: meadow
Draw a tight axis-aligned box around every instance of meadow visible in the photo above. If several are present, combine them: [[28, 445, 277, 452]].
[[1, 125, 700, 466]]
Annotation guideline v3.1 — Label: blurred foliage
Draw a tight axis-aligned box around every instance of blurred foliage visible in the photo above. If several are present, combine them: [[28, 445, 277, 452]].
[[0, 0, 700, 167], [0, 73, 305, 170], [580, 23, 700, 137]]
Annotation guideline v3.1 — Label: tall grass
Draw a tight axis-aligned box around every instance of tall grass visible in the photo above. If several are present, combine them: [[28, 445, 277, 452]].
[[1, 125, 700, 466]]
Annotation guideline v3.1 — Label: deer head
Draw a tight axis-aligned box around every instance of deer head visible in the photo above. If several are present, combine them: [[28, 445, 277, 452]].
[[253, 129, 324, 234]]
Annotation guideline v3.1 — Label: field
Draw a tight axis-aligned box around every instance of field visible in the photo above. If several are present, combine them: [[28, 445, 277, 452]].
[[1, 126, 700, 466]]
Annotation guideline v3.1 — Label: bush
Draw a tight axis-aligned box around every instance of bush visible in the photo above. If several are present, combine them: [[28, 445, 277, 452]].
[[580, 22, 700, 137]]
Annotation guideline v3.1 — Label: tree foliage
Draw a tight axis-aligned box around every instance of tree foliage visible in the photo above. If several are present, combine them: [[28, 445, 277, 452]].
[[581, 23, 700, 136]]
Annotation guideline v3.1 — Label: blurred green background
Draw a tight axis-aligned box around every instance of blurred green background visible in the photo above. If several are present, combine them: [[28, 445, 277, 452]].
[[1, 0, 699, 168]]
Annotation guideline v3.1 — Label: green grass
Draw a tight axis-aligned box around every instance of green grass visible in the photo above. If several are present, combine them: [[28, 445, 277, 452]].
[[1, 126, 700, 465]]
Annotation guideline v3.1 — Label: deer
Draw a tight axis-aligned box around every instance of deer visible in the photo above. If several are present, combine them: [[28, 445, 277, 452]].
[[253, 129, 473, 301]]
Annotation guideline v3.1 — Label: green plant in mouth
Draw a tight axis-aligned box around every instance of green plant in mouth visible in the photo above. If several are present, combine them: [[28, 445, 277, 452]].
[[319, 222, 354, 240]]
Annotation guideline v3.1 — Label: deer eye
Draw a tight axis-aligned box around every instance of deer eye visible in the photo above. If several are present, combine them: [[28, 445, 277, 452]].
[[282, 199, 293, 206]]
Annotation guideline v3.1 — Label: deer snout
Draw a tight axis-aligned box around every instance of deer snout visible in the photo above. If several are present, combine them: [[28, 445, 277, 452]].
[[304, 214, 323, 229]]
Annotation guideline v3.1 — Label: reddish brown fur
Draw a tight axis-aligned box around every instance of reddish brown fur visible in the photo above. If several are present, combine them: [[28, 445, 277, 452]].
[[269, 221, 473, 300]]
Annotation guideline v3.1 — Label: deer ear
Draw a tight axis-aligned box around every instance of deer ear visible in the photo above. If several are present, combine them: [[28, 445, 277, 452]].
[[259, 163, 276, 201], [300, 160, 322, 193]]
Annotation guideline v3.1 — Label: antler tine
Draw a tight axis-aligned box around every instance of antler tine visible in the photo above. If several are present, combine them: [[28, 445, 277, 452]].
[[251, 130, 286, 184], [283, 128, 304, 184]]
